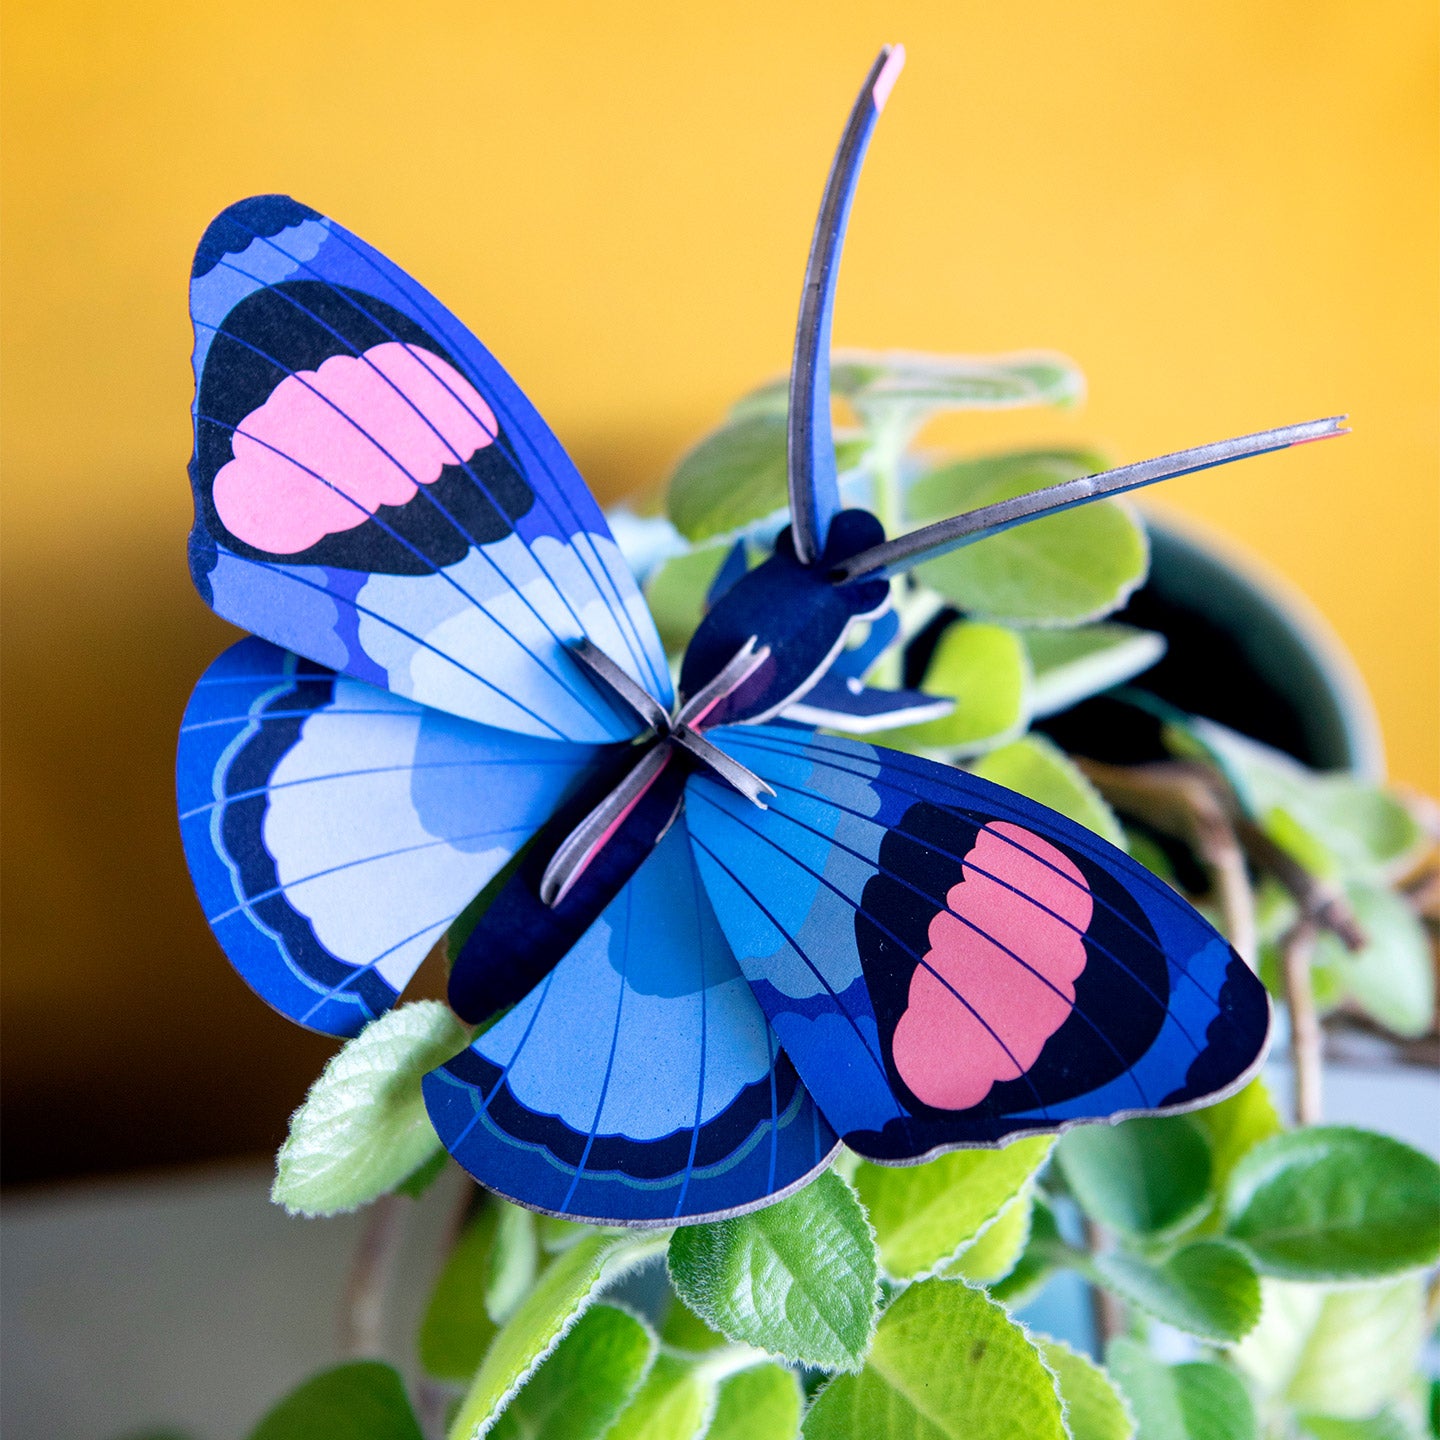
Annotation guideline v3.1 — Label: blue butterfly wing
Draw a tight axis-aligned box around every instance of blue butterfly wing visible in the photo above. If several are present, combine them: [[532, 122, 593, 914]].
[[188, 195, 672, 743], [424, 822, 840, 1225], [686, 725, 1269, 1163], [177, 636, 601, 1036]]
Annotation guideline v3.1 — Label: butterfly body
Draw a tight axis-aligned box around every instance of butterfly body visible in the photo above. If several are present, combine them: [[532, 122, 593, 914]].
[[446, 737, 687, 1024], [176, 47, 1338, 1225], [680, 510, 890, 726]]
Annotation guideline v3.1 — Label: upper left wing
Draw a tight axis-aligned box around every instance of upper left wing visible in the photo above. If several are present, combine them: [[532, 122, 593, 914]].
[[188, 195, 672, 743], [685, 725, 1269, 1164]]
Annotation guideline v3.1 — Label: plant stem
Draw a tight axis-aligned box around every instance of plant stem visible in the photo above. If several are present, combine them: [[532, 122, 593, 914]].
[[1236, 819, 1365, 951], [1193, 801, 1257, 968], [339, 1191, 407, 1359], [1081, 1218, 1125, 1349], [868, 419, 910, 690], [1074, 759, 1258, 965], [1076, 756, 1372, 956], [1279, 919, 1323, 1126], [869, 417, 909, 544], [416, 1177, 480, 1439], [1399, 857, 1440, 922], [415, 1377, 452, 1440]]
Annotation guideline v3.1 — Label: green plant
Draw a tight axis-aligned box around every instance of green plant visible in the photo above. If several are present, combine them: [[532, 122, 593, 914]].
[[214, 352, 1440, 1440]]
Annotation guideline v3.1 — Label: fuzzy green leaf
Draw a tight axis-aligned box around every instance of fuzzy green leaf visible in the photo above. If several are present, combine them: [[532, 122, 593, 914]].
[[708, 1363, 803, 1440], [421, 1202, 540, 1381], [1022, 625, 1166, 719], [1234, 1277, 1426, 1420], [666, 413, 787, 541], [488, 1204, 542, 1322], [727, 375, 790, 419], [1106, 1341, 1257, 1440], [1286, 1279, 1425, 1419], [911, 453, 1146, 627], [1262, 804, 1341, 881], [991, 1196, 1064, 1307], [248, 1362, 422, 1440], [1222, 1128, 1440, 1281], [1184, 722, 1425, 883], [488, 1304, 656, 1440], [666, 412, 867, 542], [1293, 776, 1424, 879], [855, 1136, 1053, 1280], [421, 1207, 499, 1381], [660, 1299, 728, 1353], [1093, 1241, 1260, 1343], [802, 1278, 1068, 1440], [1056, 1117, 1212, 1240], [722, 354, 1082, 431], [971, 735, 1126, 847], [836, 354, 1085, 435], [644, 541, 734, 652], [948, 1187, 1035, 1285], [606, 1354, 716, 1440], [667, 1171, 879, 1372], [906, 448, 1107, 527], [880, 620, 1030, 755], [1037, 1338, 1134, 1440], [1190, 1081, 1282, 1207], [1299, 1413, 1421, 1440], [1316, 881, 1435, 1038], [447, 1232, 663, 1440], [395, 1148, 449, 1200], [272, 1002, 468, 1217], [536, 1215, 593, 1254]]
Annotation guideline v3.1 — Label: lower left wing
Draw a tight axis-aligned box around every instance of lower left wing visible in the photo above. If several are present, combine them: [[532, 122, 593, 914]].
[[177, 637, 599, 1035], [424, 822, 839, 1225]]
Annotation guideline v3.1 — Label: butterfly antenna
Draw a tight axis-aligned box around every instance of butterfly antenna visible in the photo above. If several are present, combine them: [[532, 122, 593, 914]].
[[788, 44, 906, 566], [830, 415, 1350, 583]]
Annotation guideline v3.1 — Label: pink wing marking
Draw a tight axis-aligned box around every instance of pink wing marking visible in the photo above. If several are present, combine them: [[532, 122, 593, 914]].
[[213, 342, 498, 554], [891, 821, 1093, 1111]]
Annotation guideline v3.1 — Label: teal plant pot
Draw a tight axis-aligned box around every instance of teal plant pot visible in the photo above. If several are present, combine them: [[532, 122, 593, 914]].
[[1142, 517, 1383, 776], [1041, 515, 1384, 781]]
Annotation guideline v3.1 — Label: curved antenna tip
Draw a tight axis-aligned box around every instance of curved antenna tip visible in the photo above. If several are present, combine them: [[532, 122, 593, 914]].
[[1291, 414, 1350, 444], [872, 44, 906, 111]]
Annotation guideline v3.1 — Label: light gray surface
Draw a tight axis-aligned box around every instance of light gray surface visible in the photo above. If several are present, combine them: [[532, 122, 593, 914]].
[[2, 1162, 464, 1440], [1263, 1057, 1440, 1156], [3, 1062, 1436, 1439]]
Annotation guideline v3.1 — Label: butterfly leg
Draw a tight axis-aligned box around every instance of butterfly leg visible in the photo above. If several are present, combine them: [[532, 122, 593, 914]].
[[449, 637, 779, 1022]]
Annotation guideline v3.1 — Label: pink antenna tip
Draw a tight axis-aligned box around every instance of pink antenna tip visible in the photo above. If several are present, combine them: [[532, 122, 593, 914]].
[[872, 44, 906, 112], [1289, 414, 1351, 445]]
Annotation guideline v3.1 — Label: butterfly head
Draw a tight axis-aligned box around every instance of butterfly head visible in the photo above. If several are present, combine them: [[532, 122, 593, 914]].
[[678, 507, 890, 726]]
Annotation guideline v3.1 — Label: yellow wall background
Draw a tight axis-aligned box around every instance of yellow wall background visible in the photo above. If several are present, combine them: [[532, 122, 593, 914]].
[[2, 0, 1435, 1178]]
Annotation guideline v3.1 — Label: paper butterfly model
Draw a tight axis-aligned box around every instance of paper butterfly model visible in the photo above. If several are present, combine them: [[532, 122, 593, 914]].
[[178, 46, 1343, 1226]]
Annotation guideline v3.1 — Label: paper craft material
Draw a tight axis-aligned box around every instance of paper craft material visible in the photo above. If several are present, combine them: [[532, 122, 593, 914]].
[[177, 44, 1340, 1225]]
